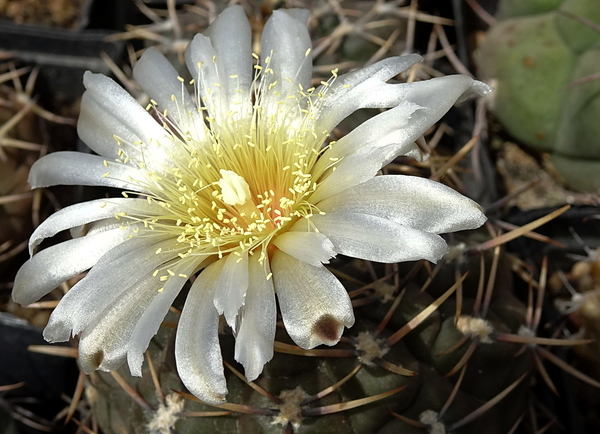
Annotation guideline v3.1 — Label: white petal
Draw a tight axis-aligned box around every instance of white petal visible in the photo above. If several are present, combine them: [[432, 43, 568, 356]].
[[458, 80, 493, 102], [310, 212, 449, 263], [78, 92, 143, 160], [28, 152, 148, 193], [78, 86, 182, 166], [313, 100, 424, 177], [309, 143, 395, 204], [82, 72, 172, 150], [317, 175, 487, 233], [133, 47, 207, 142], [185, 34, 225, 120], [204, 5, 252, 104], [78, 258, 201, 375], [127, 261, 206, 377], [70, 217, 121, 238], [77, 274, 161, 374], [28, 198, 163, 255], [234, 253, 276, 381], [326, 55, 422, 99], [312, 98, 430, 200], [319, 65, 488, 137], [175, 259, 228, 404], [271, 250, 354, 349], [310, 76, 494, 202], [272, 231, 336, 267], [43, 236, 176, 342], [12, 226, 133, 306], [261, 9, 312, 97], [127, 258, 205, 377], [317, 55, 423, 131], [367, 76, 489, 160], [213, 250, 249, 330]]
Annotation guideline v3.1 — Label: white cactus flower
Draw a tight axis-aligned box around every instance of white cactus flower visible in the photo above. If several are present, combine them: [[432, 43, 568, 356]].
[[13, 6, 490, 404]]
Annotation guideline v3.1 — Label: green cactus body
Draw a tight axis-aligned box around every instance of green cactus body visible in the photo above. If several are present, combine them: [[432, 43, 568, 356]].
[[476, 0, 600, 191], [88, 256, 534, 434], [496, 0, 563, 19]]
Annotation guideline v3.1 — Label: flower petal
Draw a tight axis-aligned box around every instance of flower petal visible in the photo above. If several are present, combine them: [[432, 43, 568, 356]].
[[79, 257, 202, 375], [127, 258, 205, 377], [317, 175, 487, 233], [317, 54, 422, 131], [308, 143, 395, 204], [310, 77, 493, 202], [261, 9, 312, 97], [319, 64, 490, 135], [368, 77, 490, 162], [28, 152, 148, 193], [214, 250, 249, 331], [312, 100, 424, 176], [175, 259, 228, 404], [185, 34, 225, 120], [12, 226, 133, 306], [272, 231, 336, 267], [82, 72, 172, 150], [78, 93, 143, 160], [271, 250, 354, 349], [234, 253, 276, 381], [310, 212, 449, 263], [133, 47, 207, 142], [43, 236, 177, 342], [204, 5, 253, 104], [77, 274, 162, 374], [28, 198, 163, 255]]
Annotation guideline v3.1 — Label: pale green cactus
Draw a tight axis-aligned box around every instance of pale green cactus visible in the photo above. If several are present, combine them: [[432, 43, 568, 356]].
[[476, 0, 600, 192], [10, 2, 600, 434]]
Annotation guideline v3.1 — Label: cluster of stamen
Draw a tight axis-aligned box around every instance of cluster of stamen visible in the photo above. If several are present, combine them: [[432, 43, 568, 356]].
[[102, 50, 339, 278]]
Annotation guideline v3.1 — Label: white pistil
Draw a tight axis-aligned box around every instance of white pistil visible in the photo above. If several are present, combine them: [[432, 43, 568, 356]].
[[218, 169, 251, 206], [110, 50, 341, 268]]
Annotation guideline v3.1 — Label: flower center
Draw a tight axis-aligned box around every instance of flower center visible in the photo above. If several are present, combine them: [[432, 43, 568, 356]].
[[113, 57, 339, 263], [218, 169, 251, 206]]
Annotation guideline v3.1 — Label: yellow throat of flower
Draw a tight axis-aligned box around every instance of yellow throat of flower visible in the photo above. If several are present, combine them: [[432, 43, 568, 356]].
[[113, 53, 339, 263]]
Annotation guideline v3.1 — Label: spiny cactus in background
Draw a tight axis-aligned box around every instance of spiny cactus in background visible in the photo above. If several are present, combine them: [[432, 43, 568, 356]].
[[86, 238, 600, 434], [0, 67, 39, 274], [8, 1, 600, 434], [476, 0, 600, 192], [554, 244, 600, 365], [0, 62, 77, 328], [0, 59, 81, 432]]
